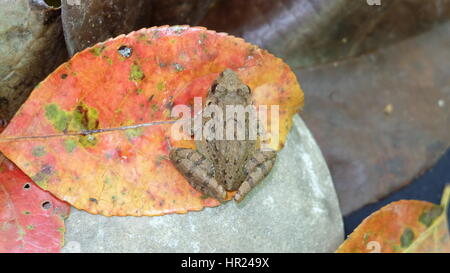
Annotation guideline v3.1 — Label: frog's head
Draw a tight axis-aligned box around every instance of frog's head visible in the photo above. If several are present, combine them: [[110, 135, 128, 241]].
[[210, 69, 251, 97]]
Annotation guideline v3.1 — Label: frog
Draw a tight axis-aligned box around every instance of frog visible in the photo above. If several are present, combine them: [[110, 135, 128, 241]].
[[169, 69, 277, 202]]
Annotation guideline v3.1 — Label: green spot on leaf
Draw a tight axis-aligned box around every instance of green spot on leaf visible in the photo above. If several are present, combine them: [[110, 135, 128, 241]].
[[363, 233, 369, 243], [157, 81, 165, 91], [137, 33, 148, 41], [103, 55, 113, 65], [79, 135, 98, 147], [31, 165, 52, 190], [63, 139, 77, 153], [419, 205, 443, 227], [23, 211, 31, 215], [32, 146, 46, 157], [393, 245, 402, 252], [400, 228, 415, 248], [125, 127, 144, 140], [26, 225, 34, 230], [130, 64, 145, 82], [200, 33, 208, 40], [17, 226, 26, 239], [90, 46, 105, 57], [45, 102, 100, 148], [70, 103, 99, 132], [35, 180, 48, 189], [45, 104, 69, 132]]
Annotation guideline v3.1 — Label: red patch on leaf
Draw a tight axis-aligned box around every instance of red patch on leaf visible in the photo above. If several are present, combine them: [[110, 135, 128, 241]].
[[0, 156, 69, 253]]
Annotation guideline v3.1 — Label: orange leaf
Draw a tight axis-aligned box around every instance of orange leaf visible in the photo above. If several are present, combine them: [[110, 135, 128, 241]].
[[0, 26, 303, 216], [337, 185, 450, 253]]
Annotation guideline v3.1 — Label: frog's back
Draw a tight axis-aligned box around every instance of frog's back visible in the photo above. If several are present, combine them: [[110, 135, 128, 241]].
[[197, 69, 257, 190]]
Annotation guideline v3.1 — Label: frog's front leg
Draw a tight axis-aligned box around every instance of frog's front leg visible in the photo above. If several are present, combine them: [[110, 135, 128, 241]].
[[234, 150, 277, 202], [169, 148, 227, 201]]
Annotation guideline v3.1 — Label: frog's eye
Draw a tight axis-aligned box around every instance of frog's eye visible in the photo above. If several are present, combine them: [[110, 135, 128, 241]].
[[210, 82, 218, 94], [239, 85, 251, 95]]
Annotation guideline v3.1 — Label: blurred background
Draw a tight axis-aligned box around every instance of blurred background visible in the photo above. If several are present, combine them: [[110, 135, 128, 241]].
[[1, 0, 450, 234]]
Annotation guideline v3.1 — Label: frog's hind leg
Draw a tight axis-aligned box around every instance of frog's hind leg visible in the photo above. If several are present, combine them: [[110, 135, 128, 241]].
[[234, 150, 277, 202], [169, 148, 227, 201]]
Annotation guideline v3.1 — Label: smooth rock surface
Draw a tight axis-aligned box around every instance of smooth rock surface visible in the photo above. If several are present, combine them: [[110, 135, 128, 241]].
[[62, 115, 344, 253]]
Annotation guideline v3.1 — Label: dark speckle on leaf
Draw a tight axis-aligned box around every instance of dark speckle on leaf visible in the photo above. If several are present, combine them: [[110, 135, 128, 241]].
[[165, 100, 174, 110], [200, 194, 209, 200], [61, 73, 68, 79], [31, 165, 53, 188], [129, 64, 145, 81], [400, 228, 415, 248], [173, 63, 184, 72], [118, 45, 133, 58], [419, 206, 443, 227], [41, 200, 52, 210], [32, 146, 46, 157], [41, 165, 53, 175]]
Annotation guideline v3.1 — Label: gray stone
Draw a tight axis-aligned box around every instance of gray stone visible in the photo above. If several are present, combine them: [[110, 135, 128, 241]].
[[62, 115, 344, 253], [0, 0, 67, 120]]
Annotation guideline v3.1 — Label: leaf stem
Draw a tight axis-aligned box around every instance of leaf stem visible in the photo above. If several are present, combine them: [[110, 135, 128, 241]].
[[0, 120, 179, 142]]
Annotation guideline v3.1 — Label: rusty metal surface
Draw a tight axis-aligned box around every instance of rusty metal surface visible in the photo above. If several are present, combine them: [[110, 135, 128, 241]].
[[298, 22, 450, 214]]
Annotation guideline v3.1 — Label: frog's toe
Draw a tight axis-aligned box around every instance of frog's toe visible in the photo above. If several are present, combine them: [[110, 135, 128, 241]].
[[169, 147, 226, 201], [200, 178, 227, 202], [235, 150, 277, 202]]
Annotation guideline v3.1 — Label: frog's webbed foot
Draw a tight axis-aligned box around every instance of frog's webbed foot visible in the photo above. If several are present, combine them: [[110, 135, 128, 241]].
[[234, 150, 277, 202], [169, 148, 227, 201]]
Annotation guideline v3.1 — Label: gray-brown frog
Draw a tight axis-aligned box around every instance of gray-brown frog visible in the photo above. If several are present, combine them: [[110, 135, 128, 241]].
[[169, 69, 277, 202]]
